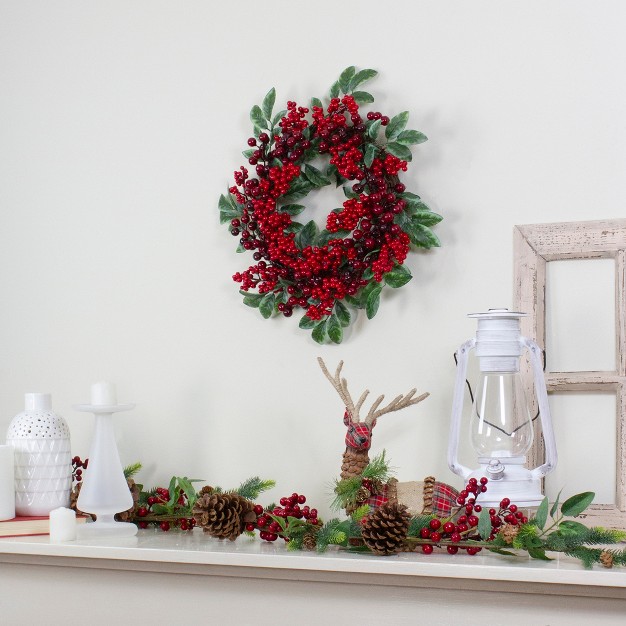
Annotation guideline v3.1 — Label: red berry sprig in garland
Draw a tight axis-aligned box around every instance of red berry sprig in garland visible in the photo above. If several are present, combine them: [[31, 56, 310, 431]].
[[219, 66, 442, 344]]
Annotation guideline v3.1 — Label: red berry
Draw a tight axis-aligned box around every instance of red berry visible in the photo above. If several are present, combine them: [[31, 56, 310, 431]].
[[443, 522, 455, 534], [138, 521, 148, 529], [429, 518, 441, 531], [509, 504, 518, 513], [420, 528, 430, 539], [447, 546, 459, 555], [466, 547, 479, 555], [257, 516, 268, 528], [480, 477, 488, 485], [422, 544, 433, 554], [430, 532, 441, 542], [474, 505, 482, 513], [500, 498, 511, 508], [245, 523, 255, 532], [298, 495, 306, 504], [247, 138, 256, 146], [253, 504, 263, 515], [160, 521, 170, 532], [450, 532, 461, 543], [137, 507, 148, 517], [310, 509, 318, 517], [468, 516, 479, 527]]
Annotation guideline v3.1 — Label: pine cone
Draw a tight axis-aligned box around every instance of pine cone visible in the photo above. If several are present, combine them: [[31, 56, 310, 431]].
[[361, 502, 410, 556], [600, 550, 614, 568], [385, 478, 398, 505], [302, 533, 318, 551], [499, 524, 519, 545], [192, 492, 255, 541], [355, 487, 371, 503], [69, 482, 95, 520], [341, 448, 370, 480], [115, 478, 141, 522]]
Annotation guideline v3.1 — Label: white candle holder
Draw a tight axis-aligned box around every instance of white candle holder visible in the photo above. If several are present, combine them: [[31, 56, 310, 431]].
[[74, 382, 137, 538]]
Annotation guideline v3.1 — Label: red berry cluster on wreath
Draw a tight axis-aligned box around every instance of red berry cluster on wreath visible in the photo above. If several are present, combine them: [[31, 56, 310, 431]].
[[231, 94, 410, 322], [416, 477, 527, 556], [246, 492, 319, 543]]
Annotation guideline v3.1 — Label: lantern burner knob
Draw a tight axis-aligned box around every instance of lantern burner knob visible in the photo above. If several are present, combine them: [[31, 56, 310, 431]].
[[486, 459, 505, 480]]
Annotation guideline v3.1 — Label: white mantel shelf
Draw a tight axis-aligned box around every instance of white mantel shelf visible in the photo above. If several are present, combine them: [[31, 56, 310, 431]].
[[1, 530, 626, 624]]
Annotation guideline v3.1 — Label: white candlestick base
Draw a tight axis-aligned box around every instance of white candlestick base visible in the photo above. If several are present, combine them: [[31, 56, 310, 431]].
[[77, 515, 138, 539]]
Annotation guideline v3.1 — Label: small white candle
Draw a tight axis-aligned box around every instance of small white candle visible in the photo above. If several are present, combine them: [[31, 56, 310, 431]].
[[91, 381, 117, 406], [0, 445, 15, 521], [49, 507, 77, 542]]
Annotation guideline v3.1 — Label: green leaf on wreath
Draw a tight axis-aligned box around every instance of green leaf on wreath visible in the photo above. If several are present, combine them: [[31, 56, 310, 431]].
[[235, 243, 245, 253], [400, 191, 421, 201], [364, 143, 378, 169], [311, 97, 323, 109], [396, 129, 428, 145], [352, 91, 374, 105], [334, 300, 351, 327], [295, 220, 318, 249], [242, 148, 255, 159], [386, 142, 413, 161], [327, 314, 343, 344], [535, 496, 549, 530], [253, 125, 262, 138], [312, 320, 328, 344], [345, 294, 364, 309], [561, 492, 595, 517], [219, 194, 242, 224], [412, 209, 443, 227], [338, 66, 356, 94], [349, 68, 378, 91], [362, 267, 374, 280], [329, 81, 340, 99], [262, 87, 276, 121], [385, 111, 409, 141], [343, 186, 359, 200], [250, 105, 268, 130], [384, 265, 412, 288], [478, 507, 492, 540], [272, 109, 287, 126], [368, 119, 382, 140], [304, 164, 331, 187], [259, 293, 275, 319], [279, 204, 306, 216], [283, 178, 314, 201], [366, 285, 383, 319], [284, 221, 304, 234], [299, 314, 317, 330], [242, 292, 264, 308], [406, 221, 441, 248]]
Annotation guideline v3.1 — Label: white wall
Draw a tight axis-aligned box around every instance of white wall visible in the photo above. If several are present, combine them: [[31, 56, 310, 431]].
[[0, 0, 623, 517]]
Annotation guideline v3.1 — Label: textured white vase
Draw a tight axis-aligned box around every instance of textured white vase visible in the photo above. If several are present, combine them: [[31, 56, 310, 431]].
[[6, 393, 72, 516]]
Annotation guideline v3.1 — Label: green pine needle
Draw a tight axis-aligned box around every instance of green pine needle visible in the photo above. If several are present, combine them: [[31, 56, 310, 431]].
[[351, 505, 370, 523], [361, 450, 394, 482], [316, 518, 347, 553], [408, 515, 435, 537], [123, 462, 142, 479], [565, 547, 603, 569], [331, 476, 362, 510], [234, 477, 276, 500]]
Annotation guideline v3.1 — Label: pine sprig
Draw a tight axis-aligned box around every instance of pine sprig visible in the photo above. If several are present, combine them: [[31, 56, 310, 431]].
[[331, 476, 362, 511], [123, 462, 142, 479], [316, 518, 347, 553], [408, 515, 435, 537], [234, 477, 276, 500], [361, 450, 393, 482]]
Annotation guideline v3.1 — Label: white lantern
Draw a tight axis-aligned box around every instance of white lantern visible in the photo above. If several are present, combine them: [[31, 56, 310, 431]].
[[448, 309, 557, 507]]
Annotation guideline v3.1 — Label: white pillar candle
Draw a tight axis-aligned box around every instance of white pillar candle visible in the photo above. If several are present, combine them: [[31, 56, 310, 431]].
[[91, 381, 117, 406], [0, 445, 15, 521], [49, 507, 77, 542]]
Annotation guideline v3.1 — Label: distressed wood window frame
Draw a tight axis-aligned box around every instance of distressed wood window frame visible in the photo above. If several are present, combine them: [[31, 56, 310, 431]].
[[513, 219, 626, 528]]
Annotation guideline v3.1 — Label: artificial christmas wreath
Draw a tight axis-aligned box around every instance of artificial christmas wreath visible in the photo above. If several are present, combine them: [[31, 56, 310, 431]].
[[219, 66, 442, 343]]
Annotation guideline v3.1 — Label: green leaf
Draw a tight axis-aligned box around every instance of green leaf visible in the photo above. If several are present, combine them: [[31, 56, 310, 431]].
[[235, 243, 245, 253], [396, 130, 428, 145], [311, 97, 323, 109], [559, 520, 590, 534], [262, 87, 276, 120], [338, 66, 356, 93], [250, 105, 268, 130], [550, 489, 563, 518], [327, 314, 343, 344], [283, 178, 314, 201], [364, 143, 377, 169], [259, 293, 275, 319], [385, 111, 409, 141], [412, 210, 443, 227], [295, 220, 318, 249], [279, 204, 305, 216], [329, 81, 340, 99], [284, 221, 304, 234], [406, 221, 441, 248], [272, 109, 287, 126], [304, 164, 331, 187], [299, 314, 316, 330], [311, 320, 328, 344], [384, 265, 412, 288], [478, 507, 492, 540], [561, 492, 595, 517], [365, 284, 382, 319], [352, 91, 374, 105], [334, 300, 351, 327], [218, 194, 242, 223], [241, 290, 264, 307], [488, 548, 519, 557], [349, 68, 378, 90], [343, 186, 359, 199], [535, 496, 549, 530], [368, 119, 382, 140], [386, 142, 413, 161], [242, 148, 255, 159], [528, 547, 552, 561]]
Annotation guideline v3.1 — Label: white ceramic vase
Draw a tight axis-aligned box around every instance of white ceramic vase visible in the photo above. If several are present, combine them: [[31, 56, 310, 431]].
[[6, 393, 72, 516]]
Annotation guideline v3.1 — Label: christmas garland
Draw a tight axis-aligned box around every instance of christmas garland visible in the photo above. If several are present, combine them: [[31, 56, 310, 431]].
[[219, 66, 442, 343], [72, 456, 626, 569]]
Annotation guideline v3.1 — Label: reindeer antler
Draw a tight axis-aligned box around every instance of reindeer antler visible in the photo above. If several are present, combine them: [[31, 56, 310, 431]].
[[364, 388, 430, 426], [318, 357, 429, 425]]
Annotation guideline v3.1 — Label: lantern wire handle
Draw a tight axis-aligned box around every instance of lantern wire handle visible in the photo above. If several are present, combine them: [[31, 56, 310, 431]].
[[453, 348, 546, 437]]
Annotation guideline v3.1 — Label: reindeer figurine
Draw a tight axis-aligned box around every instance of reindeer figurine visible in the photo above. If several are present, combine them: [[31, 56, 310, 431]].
[[317, 357, 429, 482]]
